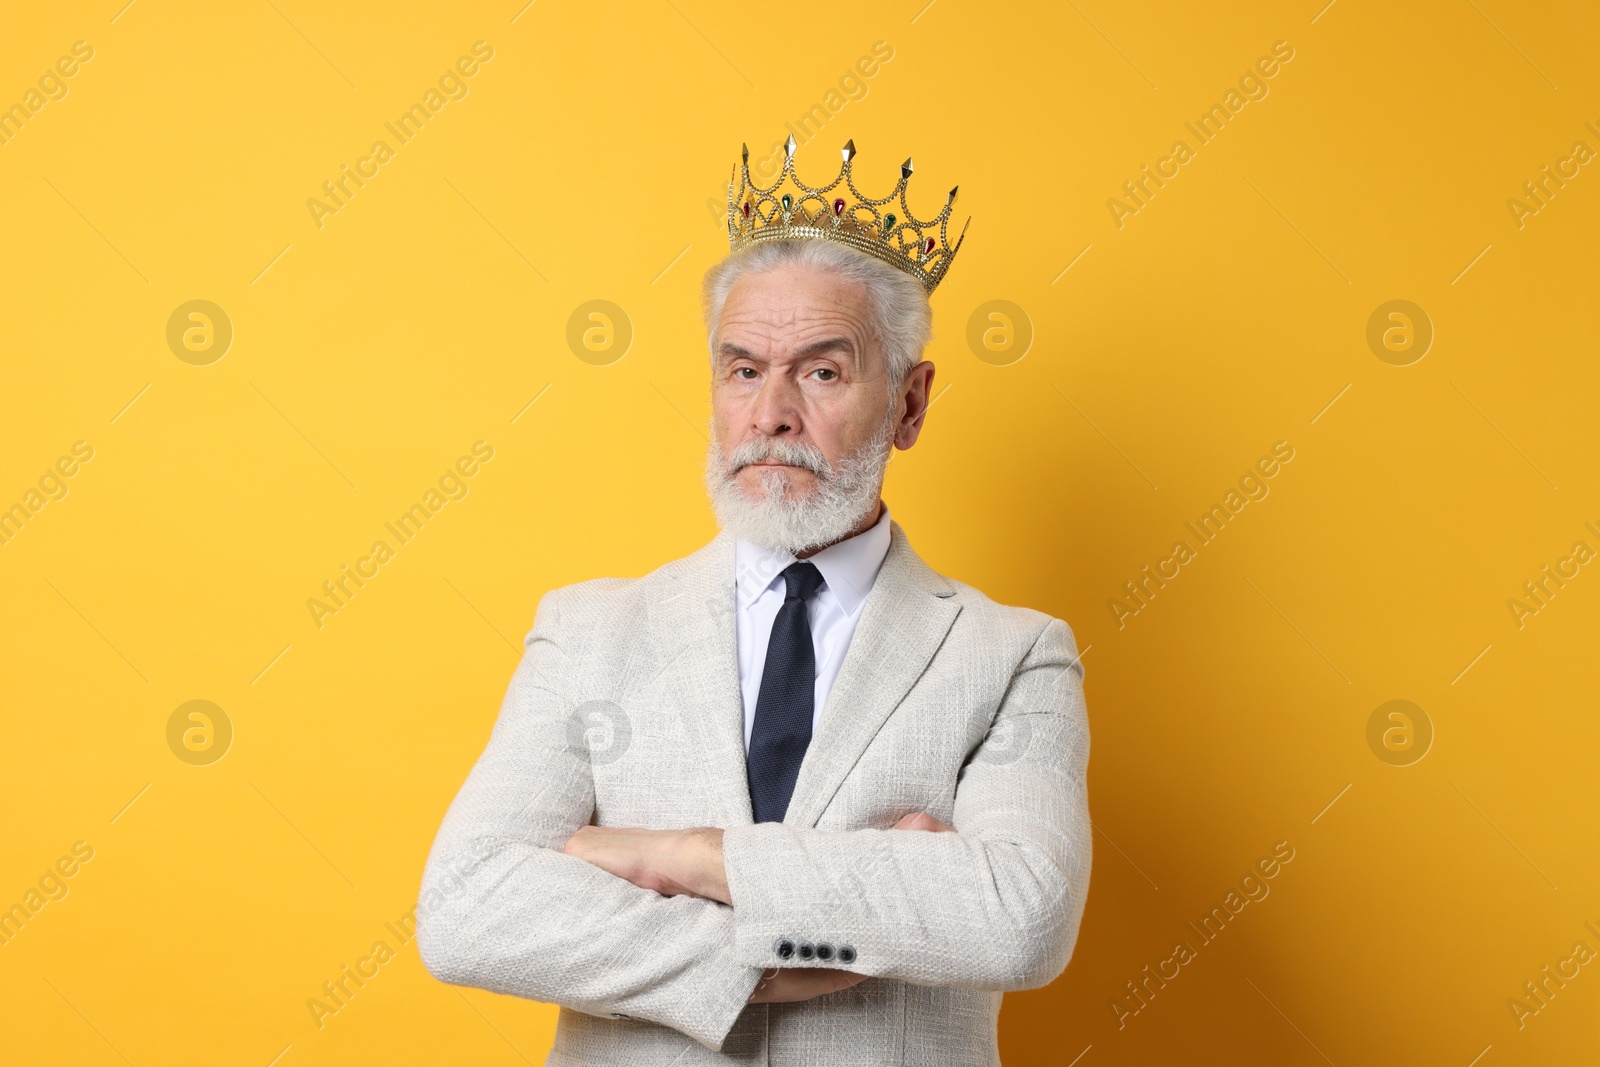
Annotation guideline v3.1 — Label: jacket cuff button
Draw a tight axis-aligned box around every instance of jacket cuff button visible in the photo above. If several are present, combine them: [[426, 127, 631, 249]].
[[774, 938, 796, 960], [837, 944, 857, 964]]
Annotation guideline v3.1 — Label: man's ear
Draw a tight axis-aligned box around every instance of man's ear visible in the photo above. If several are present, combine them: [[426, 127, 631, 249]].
[[894, 361, 936, 450]]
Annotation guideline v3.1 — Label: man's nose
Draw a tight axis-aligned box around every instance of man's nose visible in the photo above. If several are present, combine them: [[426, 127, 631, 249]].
[[751, 376, 802, 436]]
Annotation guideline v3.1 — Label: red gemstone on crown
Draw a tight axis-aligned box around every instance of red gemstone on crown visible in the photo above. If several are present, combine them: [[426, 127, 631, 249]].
[[833, 198, 846, 216], [742, 201, 751, 218], [925, 237, 936, 254]]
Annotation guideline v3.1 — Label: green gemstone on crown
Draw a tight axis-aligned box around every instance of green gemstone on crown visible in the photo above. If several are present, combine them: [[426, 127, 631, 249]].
[[883, 213, 897, 230], [781, 194, 792, 212]]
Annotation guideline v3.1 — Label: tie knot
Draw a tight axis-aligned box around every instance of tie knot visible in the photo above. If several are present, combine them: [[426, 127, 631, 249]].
[[780, 560, 825, 603]]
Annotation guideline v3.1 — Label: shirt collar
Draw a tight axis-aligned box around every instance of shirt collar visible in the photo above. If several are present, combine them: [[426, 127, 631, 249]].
[[733, 503, 892, 617]]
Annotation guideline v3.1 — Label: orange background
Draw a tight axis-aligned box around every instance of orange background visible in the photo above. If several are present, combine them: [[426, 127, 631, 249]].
[[1, 1, 1597, 1064]]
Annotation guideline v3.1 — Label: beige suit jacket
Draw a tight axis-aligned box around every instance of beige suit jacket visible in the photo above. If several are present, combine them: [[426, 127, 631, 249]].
[[416, 520, 1092, 1065]]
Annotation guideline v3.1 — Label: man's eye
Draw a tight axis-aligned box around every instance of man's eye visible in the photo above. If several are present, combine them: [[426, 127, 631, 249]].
[[813, 368, 836, 381], [736, 367, 758, 379]]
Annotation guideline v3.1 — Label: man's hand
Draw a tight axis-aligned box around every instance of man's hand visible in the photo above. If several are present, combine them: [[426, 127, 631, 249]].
[[562, 825, 730, 904], [749, 967, 869, 1003]]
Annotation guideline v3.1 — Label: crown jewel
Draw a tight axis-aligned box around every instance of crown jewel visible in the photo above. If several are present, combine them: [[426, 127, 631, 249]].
[[726, 137, 969, 294]]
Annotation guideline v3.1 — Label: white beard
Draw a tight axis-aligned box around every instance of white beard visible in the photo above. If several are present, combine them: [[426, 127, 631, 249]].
[[704, 406, 895, 557]]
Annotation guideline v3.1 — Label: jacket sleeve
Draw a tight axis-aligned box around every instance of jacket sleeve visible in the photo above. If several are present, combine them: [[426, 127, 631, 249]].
[[720, 615, 1092, 990], [415, 587, 762, 1051]]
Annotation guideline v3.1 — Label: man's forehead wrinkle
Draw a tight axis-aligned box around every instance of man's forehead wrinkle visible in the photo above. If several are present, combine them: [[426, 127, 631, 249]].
[[717, 310, 871, 364], [720, 306, 868, 335], [720, 303, 867, 332], [715, 271, 880, 373]]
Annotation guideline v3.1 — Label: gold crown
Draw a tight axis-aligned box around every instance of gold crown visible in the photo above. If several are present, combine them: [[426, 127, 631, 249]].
[[726, 135, 969, 295]]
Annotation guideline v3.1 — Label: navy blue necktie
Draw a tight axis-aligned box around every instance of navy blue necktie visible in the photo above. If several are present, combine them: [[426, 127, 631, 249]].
[[747, 560, 826, 823]]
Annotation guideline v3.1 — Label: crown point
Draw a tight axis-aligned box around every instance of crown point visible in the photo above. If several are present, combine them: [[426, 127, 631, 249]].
[[784, 134, 797, 158], [741, 143, 749, 164], [947, 185, 959, 204], [901, 158, 914, 180], [842, 139, 856, 162]]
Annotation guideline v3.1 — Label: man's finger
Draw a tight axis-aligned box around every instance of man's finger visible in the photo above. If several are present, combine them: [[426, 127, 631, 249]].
[[826, 971, 869, 993]]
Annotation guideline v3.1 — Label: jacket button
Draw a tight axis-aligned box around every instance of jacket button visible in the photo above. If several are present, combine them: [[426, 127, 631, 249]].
[[815, 942, 835, 961], [837, 944, 857, 964], [774, 938, 796, 960], [797, 941, 816, 961]]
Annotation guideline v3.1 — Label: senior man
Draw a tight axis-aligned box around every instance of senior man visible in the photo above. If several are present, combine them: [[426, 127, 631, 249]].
[[417, 138, 1092, 1066]]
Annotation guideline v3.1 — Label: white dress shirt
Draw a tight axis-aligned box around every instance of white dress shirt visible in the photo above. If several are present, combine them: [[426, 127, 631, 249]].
[[734, 503, 893, 753]]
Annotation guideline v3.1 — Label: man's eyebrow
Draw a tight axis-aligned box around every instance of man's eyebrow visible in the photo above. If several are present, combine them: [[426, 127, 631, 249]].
[[716, 336, 860, 367], [792, 336, 858, 364]]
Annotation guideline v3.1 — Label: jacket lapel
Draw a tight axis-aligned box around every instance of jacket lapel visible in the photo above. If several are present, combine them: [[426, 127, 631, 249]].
[[782, 520, 961, 829], [646, 528, 755, 827]]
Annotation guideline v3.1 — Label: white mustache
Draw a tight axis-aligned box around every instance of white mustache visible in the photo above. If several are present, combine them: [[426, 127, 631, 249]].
[[726, 437, 830, 478]]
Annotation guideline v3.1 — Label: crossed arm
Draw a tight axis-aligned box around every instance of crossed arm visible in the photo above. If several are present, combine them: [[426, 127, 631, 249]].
[[560, 811, 957, 1004], [415, 589, 1091, 1052]]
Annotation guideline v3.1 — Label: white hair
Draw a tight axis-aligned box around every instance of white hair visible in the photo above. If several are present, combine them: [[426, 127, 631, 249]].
[[700, 238, 933, 390]]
